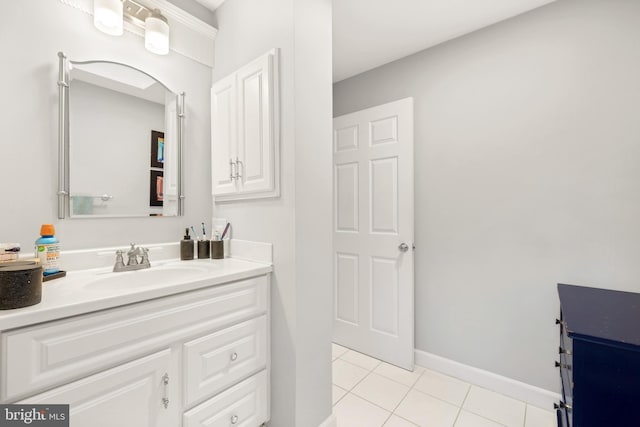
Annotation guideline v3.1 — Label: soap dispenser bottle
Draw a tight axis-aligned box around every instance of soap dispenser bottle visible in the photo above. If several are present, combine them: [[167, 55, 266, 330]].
[[180, 228, 194, 260]]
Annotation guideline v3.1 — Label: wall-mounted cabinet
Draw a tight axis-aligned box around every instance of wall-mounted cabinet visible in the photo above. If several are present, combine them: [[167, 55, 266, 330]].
[[212, 49, 280, 202]]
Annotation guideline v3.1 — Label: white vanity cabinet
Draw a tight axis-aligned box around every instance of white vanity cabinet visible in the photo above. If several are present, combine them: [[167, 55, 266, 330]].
[[211, 49, 280, 201], [0, 273, 270, 427]]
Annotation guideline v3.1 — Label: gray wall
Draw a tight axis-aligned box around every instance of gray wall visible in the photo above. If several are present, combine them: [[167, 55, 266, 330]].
[[212, 0, 333, 425], [334, 0, 640, 392], [0, 0, 212, 251]]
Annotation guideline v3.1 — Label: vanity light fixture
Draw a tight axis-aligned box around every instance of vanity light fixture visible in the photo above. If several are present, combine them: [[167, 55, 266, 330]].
[[93, 0, 170, 55]]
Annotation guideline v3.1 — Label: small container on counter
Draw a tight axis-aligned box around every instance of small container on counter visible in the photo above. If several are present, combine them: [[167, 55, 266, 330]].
[[0, 260, 43, 310], [197, 240, 210, 259], [35, 224, 60, 276], [211, 240, 224, 259], [180, 228, 194, 260]]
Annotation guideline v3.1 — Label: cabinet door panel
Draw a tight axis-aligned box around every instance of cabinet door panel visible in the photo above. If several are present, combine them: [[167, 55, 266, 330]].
[[211, 73, 238, 196], [183, 370, 268, 427], [237, 53, 276, 195], [19, 349, 179, 427], [184, 316, 267, 406]]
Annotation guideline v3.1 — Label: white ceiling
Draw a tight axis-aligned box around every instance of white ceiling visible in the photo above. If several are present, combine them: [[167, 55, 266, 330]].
[[333, 0, 556, 82], [192, 0, 557, 83]]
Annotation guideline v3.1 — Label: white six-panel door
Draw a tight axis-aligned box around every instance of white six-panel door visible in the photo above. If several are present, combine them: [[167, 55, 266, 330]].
[[333, 98, 414, 370]]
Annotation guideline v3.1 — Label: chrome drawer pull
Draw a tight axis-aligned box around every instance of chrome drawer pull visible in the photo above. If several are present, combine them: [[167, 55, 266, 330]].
[[230, 159, 236, 181], [230, 352, 238, 362], [559, 346, 572, 355], [161, 373, 169, 409], [555, 361, 571, 370], [231, 414, 239, 424], [554, 401, 572, 411], [235, 157, 243, 179]]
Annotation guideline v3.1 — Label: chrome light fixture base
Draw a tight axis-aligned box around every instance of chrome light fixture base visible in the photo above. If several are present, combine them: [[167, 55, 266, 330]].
[[93, 0, 170, 55]]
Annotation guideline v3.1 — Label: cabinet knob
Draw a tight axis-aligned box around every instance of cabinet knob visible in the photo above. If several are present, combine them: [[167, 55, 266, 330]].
[[231, 414, 239, 424], [230, 352, 238, 362]]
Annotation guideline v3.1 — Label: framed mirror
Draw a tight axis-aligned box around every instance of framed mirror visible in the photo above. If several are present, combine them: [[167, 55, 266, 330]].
[[57, 52, 185, 218]]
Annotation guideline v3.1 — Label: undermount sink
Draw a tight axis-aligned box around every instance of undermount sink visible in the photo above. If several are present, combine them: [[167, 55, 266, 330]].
[[83, 264, 212, 291]]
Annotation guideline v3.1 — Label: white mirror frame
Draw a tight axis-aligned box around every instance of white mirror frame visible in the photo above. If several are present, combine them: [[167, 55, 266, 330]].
[[57, 51, 185, 219]]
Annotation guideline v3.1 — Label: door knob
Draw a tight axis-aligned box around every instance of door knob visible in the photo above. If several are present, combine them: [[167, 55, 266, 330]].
[[398, 243, 409, 252]]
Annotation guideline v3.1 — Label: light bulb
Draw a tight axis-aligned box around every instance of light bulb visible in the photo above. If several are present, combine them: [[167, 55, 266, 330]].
[[93, 0, 123, 36], [145, 10, 170, 55]]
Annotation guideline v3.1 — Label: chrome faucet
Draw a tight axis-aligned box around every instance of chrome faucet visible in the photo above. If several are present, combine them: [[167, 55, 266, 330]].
[[113, 243, 151, 272]]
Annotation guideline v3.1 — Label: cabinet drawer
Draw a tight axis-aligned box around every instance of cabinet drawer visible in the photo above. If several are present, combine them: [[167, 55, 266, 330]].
[[183, 370, 268, 427], [2, 275, 267, 401], [184, 315, 267, 405]]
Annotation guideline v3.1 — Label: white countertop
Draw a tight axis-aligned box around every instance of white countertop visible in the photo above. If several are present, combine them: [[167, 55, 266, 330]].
[[0, 258, 272, 331]]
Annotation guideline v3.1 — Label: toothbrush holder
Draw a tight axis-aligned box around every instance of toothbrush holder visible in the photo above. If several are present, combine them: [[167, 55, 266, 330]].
[[211, 240, 224, 259], [197, 240, 210, 259]]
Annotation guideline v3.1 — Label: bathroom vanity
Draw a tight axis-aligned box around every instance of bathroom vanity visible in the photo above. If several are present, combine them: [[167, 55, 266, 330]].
[[0, 256, 271, 427]]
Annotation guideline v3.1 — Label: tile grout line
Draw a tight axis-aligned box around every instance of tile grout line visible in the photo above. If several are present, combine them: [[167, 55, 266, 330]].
[[336, 367, 416, 425], [332, 385, 349, 407], [340, 358, 379, 392], [333, 345, 551, 427], [450, 384, 473, 427], [337, 359, 426, 426], [462, 385, 525, 427], [341, 355, 476, 426]]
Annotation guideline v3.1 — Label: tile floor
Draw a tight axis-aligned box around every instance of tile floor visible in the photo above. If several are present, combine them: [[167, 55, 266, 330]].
[[332, 344, 556, 427]]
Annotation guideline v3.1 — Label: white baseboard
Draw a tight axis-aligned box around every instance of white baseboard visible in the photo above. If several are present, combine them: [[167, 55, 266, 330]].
[[318, 414, 337, 427], [414, 349, 560, 410]]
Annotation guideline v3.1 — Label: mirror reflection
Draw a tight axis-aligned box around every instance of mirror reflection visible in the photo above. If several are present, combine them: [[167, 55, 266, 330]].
[[62, 57, 183, 218]]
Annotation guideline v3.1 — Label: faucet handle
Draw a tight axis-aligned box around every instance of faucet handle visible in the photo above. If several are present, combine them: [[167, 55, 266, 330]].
[[126, 244, 140, 265], [113, 250, 125, 272], [139, 247, 150, 266]]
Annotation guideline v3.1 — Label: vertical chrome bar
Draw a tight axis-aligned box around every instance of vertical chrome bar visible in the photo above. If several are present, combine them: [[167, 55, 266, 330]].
[[57, 52, 69, 219], [177, 92, 186, 216], [161, 373, 169, 409], [229, 158, 236, 181]]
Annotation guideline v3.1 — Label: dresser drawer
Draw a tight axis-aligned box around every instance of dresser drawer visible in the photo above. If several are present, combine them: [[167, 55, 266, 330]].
[[184, 315, 267, 406], [2, 275, 268, 401], [183, 370, 268, 427]]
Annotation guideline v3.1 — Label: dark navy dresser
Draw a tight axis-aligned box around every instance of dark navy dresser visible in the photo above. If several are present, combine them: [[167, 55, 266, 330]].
[[556, 283, 640, 427]]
